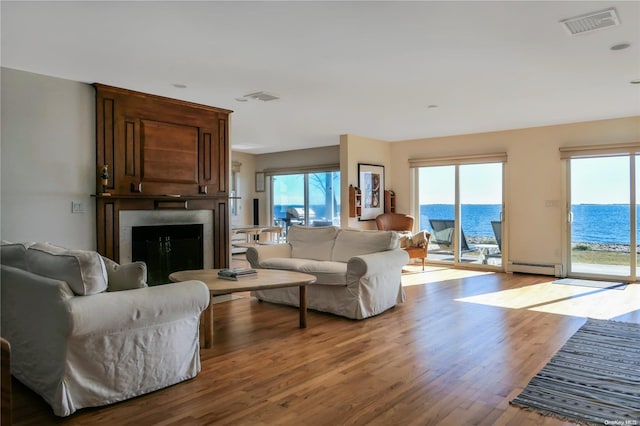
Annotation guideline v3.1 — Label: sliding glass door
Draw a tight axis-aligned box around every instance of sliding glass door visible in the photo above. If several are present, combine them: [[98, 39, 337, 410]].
[[568, 155, 635, 279], [271, 171, 340, 233], [460, 163, 503, 267], [418, 162, 503, 267]]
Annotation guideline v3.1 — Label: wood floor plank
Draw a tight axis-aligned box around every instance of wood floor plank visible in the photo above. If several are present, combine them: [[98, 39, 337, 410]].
[[9, 265, 639, 425]]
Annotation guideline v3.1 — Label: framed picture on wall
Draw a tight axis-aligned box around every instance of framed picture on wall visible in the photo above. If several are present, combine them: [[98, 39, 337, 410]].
[[255, 172, 265, 192], [358, 163, 384, 220]]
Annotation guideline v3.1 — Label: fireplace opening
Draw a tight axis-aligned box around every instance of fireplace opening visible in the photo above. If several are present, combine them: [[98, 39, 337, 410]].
[[132, 224, 204, 285]]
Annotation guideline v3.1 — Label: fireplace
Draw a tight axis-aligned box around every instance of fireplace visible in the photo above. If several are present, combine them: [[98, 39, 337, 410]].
[[118, 210, 215, 284], [94, 85, 231, 271], [132, 224, 204, 285]]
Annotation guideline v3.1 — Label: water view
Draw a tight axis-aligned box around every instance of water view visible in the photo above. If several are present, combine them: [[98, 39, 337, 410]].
[[420, 204, 635, 245]]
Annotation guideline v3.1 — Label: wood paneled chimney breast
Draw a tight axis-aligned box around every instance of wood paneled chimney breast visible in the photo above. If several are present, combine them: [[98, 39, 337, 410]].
[[94, 84, 232, 268]]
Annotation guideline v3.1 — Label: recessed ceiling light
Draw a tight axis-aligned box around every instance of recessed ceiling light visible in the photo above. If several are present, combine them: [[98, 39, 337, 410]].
[[244, 92, 280, 102], [610, 43, 631, 51], [172, 83, 187, 89], [630, 80, 640, 85], [235, 97, 248, 102]]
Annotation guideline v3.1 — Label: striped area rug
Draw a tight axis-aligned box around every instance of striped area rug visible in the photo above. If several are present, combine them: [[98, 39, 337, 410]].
[[510, 318, 640, 425]]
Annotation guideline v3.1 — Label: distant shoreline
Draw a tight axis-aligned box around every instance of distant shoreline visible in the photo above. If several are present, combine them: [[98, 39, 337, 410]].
[[570, 242, 632, 253], [466, 236, 633, 253]]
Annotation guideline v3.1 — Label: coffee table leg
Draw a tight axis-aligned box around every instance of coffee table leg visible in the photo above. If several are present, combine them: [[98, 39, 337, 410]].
[[299, 285, 307, 328], [203, 299, 213, 349]]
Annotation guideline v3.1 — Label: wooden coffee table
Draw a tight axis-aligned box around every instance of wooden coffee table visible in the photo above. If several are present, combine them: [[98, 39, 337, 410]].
[[168, 269, 316, 349]]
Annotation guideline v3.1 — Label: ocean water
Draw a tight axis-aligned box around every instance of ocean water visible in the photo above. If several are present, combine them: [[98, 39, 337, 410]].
[[420, 204, 635, 244], [274, 203, 635, 244]]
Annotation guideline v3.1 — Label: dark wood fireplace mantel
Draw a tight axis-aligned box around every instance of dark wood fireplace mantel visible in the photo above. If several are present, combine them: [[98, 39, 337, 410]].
[[94, 85, 232, 268]]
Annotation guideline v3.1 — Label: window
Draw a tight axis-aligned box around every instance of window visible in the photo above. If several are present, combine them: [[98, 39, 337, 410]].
[[270, 170, 340, 233]]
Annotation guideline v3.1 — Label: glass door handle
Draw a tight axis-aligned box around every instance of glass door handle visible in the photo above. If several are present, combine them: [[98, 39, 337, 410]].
[[567, 212, 574, 223]]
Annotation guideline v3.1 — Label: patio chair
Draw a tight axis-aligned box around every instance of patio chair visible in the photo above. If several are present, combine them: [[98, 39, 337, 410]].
[[428, 219, 472, 252], [491, 220, 502, 251], [285, 207, 316, 227], [486, 220, 502, 261]]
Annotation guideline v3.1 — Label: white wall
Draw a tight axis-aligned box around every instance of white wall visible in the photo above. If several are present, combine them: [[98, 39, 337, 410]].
[[340, 134, 392, 230], [1, 68, 96, 249], [230, 151, 257, 226]]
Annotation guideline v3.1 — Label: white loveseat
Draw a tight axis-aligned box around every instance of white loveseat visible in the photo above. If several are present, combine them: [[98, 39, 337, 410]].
[[0, 241, 210, 417], [246, 226, 409, 319]]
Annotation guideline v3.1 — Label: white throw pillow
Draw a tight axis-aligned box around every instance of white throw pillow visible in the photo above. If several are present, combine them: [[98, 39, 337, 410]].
[[102, 256, 148, 292], [26, 243, 108, 296], [411, 231, 429, 248]]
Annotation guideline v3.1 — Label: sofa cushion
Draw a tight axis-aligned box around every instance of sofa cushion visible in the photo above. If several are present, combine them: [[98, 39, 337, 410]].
[[0, 241, 32, 269], [331, 229, 399, 263], [260, 257, 347, 286], [260, 257, 313, 271], [297, 261, 347, 286], [288, 225, 339, 261], [26, 243, 108, 296], [102, 257, 148, 292]]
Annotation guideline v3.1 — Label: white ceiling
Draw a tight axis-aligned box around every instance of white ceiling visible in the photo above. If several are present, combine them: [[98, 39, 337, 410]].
[[2, 1, 639, 154]]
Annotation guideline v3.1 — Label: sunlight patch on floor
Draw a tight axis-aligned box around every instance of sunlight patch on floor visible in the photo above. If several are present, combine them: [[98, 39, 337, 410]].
[[456, 281, 640, 319], [402, 265, 494, 287]]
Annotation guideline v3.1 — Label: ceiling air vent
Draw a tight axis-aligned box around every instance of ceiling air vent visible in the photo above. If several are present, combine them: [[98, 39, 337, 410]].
[[243, 91, 280, 102], [560, 8, 620, 36]]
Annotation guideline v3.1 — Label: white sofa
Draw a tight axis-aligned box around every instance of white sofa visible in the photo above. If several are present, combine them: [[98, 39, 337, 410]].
[[246, 226, 409, 319], [0, 241, 210, 417]]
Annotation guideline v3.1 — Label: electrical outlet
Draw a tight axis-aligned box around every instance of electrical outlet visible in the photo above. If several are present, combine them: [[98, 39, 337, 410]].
[[71, 201, 85, 214]]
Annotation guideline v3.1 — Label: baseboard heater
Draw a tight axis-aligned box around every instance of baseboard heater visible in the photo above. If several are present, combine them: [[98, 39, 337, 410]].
[[508, 261, 563, 277]]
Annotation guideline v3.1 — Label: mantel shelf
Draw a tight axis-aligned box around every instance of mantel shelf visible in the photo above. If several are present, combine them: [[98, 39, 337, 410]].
[[92, 194, 227, 200]]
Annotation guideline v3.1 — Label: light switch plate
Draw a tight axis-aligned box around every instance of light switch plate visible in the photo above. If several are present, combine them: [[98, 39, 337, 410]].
[[71, 201, 85, 214]]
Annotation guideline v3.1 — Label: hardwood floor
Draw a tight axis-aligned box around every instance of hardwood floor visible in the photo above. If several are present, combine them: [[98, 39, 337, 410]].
[[10, 260, 640, 425]]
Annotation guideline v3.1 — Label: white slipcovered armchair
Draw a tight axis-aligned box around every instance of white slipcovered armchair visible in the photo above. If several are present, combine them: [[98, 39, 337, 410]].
[[0, 241, 210, 416]]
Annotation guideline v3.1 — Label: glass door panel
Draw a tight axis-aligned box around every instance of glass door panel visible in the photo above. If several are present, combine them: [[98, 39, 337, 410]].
[[419, 166, 456, 263], [272, 174, 305, 234], [569, 156, 630, 277], [308, 172, 341, 227], [459, 163, 503, 266]]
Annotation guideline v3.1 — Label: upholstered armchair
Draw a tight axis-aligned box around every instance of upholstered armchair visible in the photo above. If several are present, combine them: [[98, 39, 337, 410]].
[[375, 213, 431, 270], [0, 241, 210, 416]]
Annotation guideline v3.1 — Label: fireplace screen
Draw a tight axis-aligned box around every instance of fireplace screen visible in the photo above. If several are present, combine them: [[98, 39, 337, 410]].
[[132, 224, 204, 285]]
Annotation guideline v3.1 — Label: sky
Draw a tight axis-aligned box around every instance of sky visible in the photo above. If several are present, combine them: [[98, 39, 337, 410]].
[[272, 172, 340, 206], [270, 156, 633, 209], [418, 163, 503, 205], [418, 156, 634, 205], [571, 156, 631, 205]]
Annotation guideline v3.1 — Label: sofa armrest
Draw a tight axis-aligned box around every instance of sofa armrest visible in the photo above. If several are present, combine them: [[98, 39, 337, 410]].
[[67, 280, 210, 337], [347, 249, 409, 280], [246, 243, 292, 268]]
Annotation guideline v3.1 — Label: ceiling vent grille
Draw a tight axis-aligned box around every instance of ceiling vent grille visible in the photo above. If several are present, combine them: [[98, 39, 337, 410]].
[[560, 8, 620, 36], [243, 92, 280, 102]]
